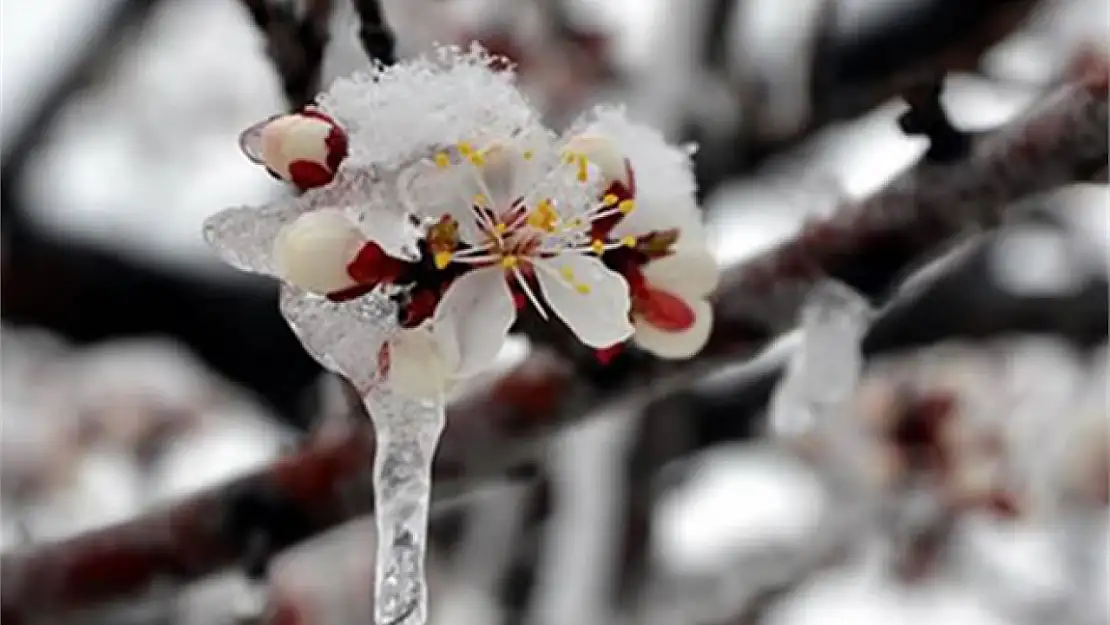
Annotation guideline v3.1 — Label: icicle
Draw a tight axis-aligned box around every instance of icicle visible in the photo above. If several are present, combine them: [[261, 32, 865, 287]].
[[770, 280, 873, 500], [363, 385, 446, 625], [770, 280, 872, 437]]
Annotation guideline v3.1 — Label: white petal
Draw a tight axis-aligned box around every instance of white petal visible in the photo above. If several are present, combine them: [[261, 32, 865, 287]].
[[563, 134, 629, 187], [387, 326, 454, 400], [642, 247, 720, 299], [610, 194, 702, 240], [433, 267, 516, 377], [633, 297, 713, 360], [534, 255, 634, 348], [475, 142, 524, 209], [396, 159, 485, 245], [273, 209, 365, 294]]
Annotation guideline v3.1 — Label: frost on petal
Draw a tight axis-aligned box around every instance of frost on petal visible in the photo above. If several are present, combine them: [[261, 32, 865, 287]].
[[568, 106, 699, 238], [642, 247, 720, 300], [279, 284, 398, 391], [273, 209, 366, 294], [633, 297, 712, 360], [769, 280, 872, 438], [316, 44, 545, 173], [535, 254, 634, 348], [432, 267, 516, 378], [387, 326, 455, 400]]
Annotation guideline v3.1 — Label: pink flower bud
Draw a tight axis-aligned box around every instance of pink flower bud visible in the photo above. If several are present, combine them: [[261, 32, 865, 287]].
[[241, 110, 348, 189]]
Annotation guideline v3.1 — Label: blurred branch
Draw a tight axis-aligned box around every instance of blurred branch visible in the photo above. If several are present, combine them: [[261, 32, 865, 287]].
[[238, 0, 336, 108], [696, 0, 1045, 191], [711, 70, 1108, 341], [3, 68, 1105, 622], [0, 0, 167, 225], [350, 0, 397, 66]]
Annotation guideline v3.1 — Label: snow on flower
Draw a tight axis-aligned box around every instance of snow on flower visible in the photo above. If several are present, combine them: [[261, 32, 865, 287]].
[[203, 44, 719, 398]]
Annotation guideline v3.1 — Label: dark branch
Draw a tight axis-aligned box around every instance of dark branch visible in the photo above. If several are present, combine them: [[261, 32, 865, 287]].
[[350, 0, 397, 66], [238, 0, 335, 108]]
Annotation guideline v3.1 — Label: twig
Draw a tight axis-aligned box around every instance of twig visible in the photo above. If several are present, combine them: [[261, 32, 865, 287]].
[[350, 0, 397, 66], [238, 0, 336, 108], [3, 71, 1104, 622], [697, 0, 1046, 194]]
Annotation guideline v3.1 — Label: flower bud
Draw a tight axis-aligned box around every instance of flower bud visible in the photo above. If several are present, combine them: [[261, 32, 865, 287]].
[[274, 209, 365, 295], [257, 110, 348, 189]]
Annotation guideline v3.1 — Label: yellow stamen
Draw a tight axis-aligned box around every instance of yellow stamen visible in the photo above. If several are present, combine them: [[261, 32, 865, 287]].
[[457, 142, 474, 156], [473, 193, 488, 206], [575, 283, 592, 294], [468, 152, 485, 166], [621, 235, 637, 247], [560, 267, 575, 281], [526, 199, 559, 232], [576, 155, 589, 182], [523, 150, 534, 160], [433, 152, 451, 169], [590, 240, 606, 255], [618, 199, 636, 214], [602, 194, 619, 206], [501, 255, 519, 269], [493, 223, 507, 235], [434, 251, 453, 269]]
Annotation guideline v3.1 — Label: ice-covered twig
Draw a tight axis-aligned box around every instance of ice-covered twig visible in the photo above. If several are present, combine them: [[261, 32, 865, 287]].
[[2, 70, 1106, 623]]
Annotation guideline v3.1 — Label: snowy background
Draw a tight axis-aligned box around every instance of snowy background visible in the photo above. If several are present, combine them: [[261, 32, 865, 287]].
[[1, 0, 1107, 624]]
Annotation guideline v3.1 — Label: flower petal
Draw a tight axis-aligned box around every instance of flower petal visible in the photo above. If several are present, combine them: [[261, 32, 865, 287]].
[[633, 297, 713, 360], [642, 247, 720, 299], [433, 267, 516, 378], [534, 254, 634, 348], [474, 142, 522, 209], [386, 326, 455, 400], [397, 159, 485, 245], [562, 133, 630, 187], [273, 209, 366, 295], [609, 193, 701, 240]]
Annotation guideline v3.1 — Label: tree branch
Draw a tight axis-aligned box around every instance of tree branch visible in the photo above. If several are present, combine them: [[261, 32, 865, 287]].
[[350, 0, 397, 66], [238, 0, 335, 108]]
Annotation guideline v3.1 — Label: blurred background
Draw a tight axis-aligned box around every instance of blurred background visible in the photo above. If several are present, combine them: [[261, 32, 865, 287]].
[[1, 0, 1107, 624]]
